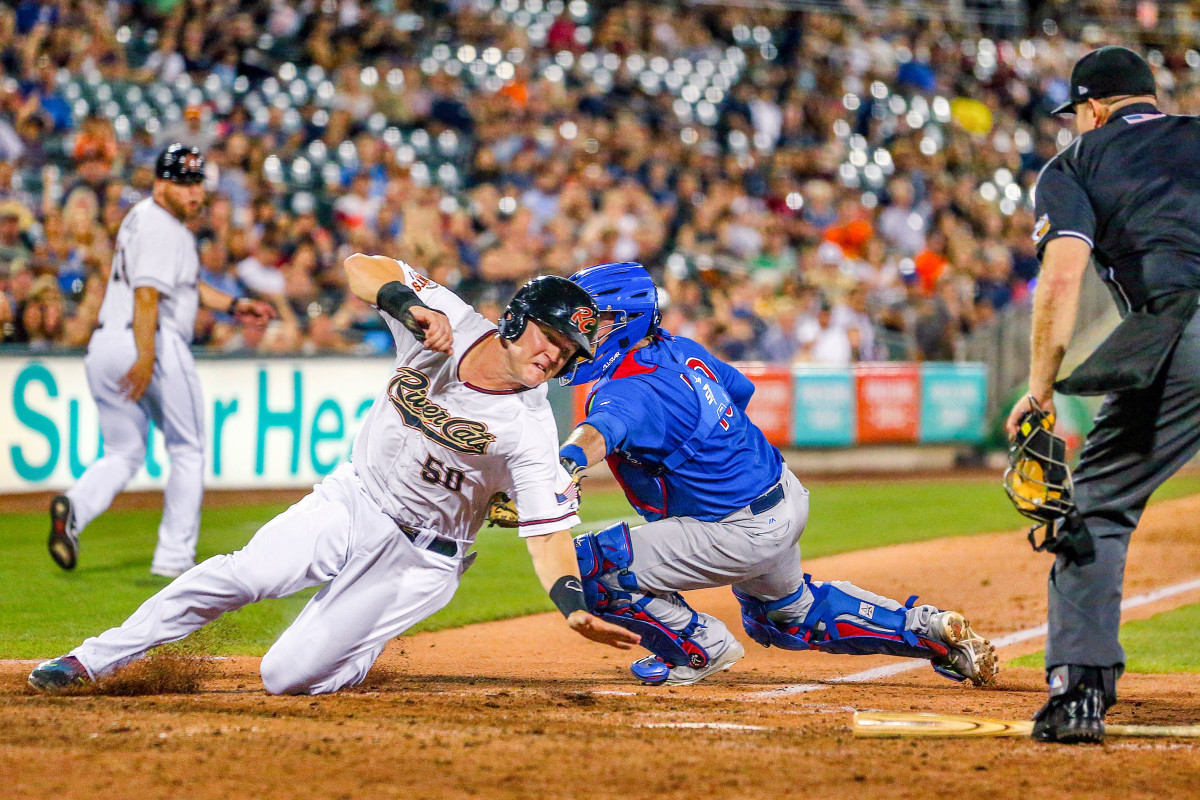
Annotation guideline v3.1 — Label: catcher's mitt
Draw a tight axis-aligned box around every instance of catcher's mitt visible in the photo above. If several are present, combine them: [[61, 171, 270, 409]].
[[485, 492, 519, 528], [1003, 399, 1075, 525]]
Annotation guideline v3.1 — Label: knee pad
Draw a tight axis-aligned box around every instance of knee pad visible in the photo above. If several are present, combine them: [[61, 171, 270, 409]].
[[736, 577, 949, 661], [734, 585, 811, 650], [574, 521, 639, 604], [574, 523, 709, 669]]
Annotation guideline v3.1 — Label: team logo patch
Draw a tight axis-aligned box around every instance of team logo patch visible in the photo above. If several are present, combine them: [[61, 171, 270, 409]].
[[388, 368, 496, 455], [571, 306, 598, 335], [859, 602, 875, 620], [1032, 214, 1051, 243]]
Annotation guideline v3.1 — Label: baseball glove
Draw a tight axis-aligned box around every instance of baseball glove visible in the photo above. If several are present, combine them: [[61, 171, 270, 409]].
[[485, 492, 519, 528], [1003, 401, 1075, 525]]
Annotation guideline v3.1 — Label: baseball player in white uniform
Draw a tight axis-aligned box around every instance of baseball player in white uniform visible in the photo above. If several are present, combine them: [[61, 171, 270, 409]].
[[47, 144, 272, 578], [30, 255, 638, 695]]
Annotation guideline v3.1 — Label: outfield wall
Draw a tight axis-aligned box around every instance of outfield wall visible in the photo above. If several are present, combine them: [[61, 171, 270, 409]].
[[0, 355, 987, 493]]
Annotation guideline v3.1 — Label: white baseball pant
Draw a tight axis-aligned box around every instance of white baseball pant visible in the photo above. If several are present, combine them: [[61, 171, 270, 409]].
[[71, 463, 464, 694], [67, 326, 205, 573]]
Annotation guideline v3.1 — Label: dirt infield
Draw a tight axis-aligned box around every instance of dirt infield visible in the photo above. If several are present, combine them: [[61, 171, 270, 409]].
[[4, 496, 1200, 799]]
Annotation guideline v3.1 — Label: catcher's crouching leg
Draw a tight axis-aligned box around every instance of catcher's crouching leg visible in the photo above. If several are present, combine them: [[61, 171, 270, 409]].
[[734, 577, 993, 680], [734, 578, 945, 659], [574, 523, 715, 679]]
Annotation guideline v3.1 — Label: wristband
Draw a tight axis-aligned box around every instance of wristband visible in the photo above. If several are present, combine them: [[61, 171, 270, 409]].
[[549, 575, 588, 618], [226, 297, 239, 315], [559, 443, 587, 478], [376, 280, 433, 341]]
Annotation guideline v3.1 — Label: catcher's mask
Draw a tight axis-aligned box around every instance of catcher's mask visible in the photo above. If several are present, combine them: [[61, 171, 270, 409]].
[[562, 261, 660, 386], [1003, 400, 1074, 526]]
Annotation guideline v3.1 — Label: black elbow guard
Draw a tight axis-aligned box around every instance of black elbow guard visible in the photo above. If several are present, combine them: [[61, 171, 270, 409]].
[[376, 280, 431, 341]]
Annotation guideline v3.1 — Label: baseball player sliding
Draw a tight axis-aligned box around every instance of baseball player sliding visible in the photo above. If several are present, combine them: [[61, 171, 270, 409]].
[[554, 262, 997, 686], [29, 257, 637, 695], [47, 144, 273, 578]]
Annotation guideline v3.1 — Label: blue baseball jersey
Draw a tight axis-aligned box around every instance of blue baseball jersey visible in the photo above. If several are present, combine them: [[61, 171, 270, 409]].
[[582, 333, 784, 522]]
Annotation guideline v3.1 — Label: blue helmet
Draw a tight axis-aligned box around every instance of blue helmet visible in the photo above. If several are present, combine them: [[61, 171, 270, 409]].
[[563, 262, 660, 385]]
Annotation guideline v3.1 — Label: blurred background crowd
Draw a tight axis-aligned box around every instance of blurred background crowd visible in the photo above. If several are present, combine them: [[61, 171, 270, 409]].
[[0, 0, 1195, 362]]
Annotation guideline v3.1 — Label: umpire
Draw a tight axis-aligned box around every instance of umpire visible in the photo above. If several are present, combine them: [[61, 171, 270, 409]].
[[1005, 46, 1200, 744]]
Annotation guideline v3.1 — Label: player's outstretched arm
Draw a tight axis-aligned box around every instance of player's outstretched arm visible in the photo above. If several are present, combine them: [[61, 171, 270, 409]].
[[197, 282, 274, 330], [526, 529, 641, 650], [344, 253, 452, 353]]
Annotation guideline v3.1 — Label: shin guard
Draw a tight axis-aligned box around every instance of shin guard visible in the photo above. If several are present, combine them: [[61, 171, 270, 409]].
[[735, 578, 950, 660], [575, 523, 710, 668]]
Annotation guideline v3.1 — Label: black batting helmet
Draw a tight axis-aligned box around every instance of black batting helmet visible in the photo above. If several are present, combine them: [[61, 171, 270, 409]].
[[498, 276, 599, 377], [154, 143, 206, 185]]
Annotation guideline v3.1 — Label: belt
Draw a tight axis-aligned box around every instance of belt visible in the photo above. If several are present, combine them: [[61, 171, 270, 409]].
[[748, 483, 784, 515], [399, 524, 459, 558]]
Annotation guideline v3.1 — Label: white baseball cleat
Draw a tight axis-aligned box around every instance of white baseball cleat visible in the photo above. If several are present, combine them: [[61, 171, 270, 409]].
[[150, 562, 195, 579], [928, 611, 998, 686]]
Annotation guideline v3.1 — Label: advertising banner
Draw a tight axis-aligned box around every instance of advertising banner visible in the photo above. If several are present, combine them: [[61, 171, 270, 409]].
[[737, 365, 792, 448], [0, 355, 990, 493], [855, 364, 921, 443], [791, 368, 855, 447], [919, 363, 988, 443], [0, 355, 390, 492]]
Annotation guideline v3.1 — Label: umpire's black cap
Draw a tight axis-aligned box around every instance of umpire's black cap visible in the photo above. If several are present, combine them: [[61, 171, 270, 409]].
[[154, 143, 206, 185], [1052, 46, 1157, 115]]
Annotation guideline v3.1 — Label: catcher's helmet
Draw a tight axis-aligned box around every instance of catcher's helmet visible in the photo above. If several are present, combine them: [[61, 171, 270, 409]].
[[562, 261, 660, 385], [154, 143, 206, 185], [498, 275, 599, 377]]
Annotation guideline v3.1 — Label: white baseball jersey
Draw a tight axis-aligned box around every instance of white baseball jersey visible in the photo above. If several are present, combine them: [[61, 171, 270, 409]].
[[98, 197, 200, 341], [352, 259, 580, 542]]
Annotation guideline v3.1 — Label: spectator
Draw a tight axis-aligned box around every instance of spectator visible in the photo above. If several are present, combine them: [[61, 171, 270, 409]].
[[0, 202, 33, 278], [18, 273, 64, 349]]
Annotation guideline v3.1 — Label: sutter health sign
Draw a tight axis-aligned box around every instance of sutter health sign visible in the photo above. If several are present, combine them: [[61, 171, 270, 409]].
[[1, 355, 395, 492]]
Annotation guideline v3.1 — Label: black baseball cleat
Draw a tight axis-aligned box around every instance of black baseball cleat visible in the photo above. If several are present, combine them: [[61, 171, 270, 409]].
[[47, 494, 79, 571], [1031, 686, 1107, 744]]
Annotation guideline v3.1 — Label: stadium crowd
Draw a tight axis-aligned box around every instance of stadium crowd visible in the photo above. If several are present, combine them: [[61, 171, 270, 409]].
[[0, 0, 1194, 363]]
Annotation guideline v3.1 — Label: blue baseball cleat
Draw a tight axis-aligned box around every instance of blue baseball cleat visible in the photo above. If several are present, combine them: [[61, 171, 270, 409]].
[[28, 655, 92, 692], [630, 640, 745, 686]]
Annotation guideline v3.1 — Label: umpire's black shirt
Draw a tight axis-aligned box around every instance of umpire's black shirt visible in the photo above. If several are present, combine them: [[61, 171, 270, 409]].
[[1033, 102, 1200, 315]]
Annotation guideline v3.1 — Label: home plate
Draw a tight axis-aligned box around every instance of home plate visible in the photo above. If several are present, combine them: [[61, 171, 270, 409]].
[[640, 722, 769, 731]]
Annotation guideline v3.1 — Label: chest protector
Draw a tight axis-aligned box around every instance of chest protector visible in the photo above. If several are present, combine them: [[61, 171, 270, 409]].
[[590, 337, 735, 520]]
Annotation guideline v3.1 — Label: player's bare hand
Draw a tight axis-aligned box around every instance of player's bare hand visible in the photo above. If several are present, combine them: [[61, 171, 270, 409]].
[[566, 610, 641, 650], [1005, 393, 1056, 440], [406, 306, 453, 354], [119, 357, 155, 402], [232, 298, 275, 331]]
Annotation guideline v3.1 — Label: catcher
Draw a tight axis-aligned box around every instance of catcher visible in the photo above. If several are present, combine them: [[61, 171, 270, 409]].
[[1006, 46, 1200, 744], [495, 262, 998, 688]]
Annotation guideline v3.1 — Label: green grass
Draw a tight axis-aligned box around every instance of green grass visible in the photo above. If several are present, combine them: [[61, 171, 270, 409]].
[[1009, 602, 1200, 673], [4, 470, 1200, 659]]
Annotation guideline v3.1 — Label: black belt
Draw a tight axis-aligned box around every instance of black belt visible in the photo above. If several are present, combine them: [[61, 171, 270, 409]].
[[748, 483, 784, 515], [400, 525, 458, 558]]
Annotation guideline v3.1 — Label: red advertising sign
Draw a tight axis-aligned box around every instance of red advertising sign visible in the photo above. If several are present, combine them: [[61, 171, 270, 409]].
[[737, 364, 793, 448], [855, 364, 920, 443], [572, 383, 589, 427]]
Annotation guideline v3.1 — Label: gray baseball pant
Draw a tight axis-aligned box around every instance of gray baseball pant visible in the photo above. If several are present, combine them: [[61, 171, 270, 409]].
[[1047, 309, 1200, 669]]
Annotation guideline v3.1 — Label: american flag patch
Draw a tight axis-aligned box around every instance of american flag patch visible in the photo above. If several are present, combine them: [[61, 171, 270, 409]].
[[556, 482, 581, 505]]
